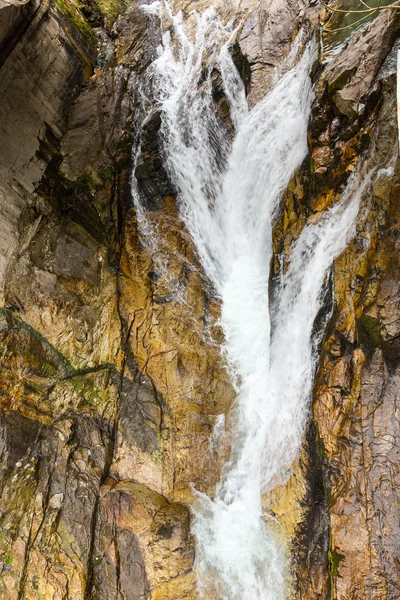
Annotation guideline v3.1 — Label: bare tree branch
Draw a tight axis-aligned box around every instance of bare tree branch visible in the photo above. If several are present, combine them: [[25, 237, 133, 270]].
[[320, 0, 400, 14]]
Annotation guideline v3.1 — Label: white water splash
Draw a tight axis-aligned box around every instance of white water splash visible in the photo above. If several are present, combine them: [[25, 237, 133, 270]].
[[134, 4, 369, 598]]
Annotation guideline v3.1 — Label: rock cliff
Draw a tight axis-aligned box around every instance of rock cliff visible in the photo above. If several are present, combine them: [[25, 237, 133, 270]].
[[0, 0, 399, 598]]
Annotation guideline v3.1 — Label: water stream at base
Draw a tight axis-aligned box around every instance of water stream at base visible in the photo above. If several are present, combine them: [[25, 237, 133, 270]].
[[133, 4, 369, 598]]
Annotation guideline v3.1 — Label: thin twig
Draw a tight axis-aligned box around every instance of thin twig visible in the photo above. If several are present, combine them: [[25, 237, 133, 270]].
[[320, 0, 400, 13], [358, 0, 374, 9], [323, 7, 379, 31]]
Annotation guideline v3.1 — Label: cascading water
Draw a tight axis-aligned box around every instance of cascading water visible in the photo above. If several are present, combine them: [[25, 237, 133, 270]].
[[133, 3, 369, 598]]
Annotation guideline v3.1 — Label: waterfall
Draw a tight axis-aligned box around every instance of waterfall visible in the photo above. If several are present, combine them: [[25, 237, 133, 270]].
[[133, 3, 368, 598]]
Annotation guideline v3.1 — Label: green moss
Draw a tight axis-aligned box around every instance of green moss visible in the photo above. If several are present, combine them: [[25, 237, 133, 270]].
[[1, 309, 74, 379], [358, 312, 400, 359], [99, 166, 114, 182], [95, 0, 126, 19], [70, 374, 102, 407], [55, 0, 97, 49], [72, 376, 87, 395], [75, 168, 104, 194], [37, 155, 107, 245], [87, 387, 99, 405], [2, 547, 13, 565], [328, 546, 345, 600], [329, 547, 345, 577], [358, 313, 383, 347], [327, 67, 356, 95], [79, 0, 126, 28]]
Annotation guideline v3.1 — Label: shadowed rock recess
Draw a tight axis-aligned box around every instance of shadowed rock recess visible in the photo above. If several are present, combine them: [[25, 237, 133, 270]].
[[0, 0, 399, 598]]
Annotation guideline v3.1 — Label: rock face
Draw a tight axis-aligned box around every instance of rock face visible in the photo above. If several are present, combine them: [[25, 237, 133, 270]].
[[0, 0, 399, 599], [312, 87, 400, 599]]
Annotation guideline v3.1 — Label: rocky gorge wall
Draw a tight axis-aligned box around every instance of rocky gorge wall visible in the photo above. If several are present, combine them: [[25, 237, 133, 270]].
[[0, 0, 399, 599]]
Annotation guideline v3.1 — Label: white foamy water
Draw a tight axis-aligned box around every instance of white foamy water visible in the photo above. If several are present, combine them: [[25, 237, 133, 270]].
[[133, 3, 368, 598]]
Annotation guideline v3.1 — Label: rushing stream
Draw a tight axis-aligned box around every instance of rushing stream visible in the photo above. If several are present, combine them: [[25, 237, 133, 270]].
[[133, 3, 368, 598]]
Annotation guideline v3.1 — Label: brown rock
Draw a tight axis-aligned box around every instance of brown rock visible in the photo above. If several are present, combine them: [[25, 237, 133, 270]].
[[325, 9, 400, 117], [1, 0, 400, 598]]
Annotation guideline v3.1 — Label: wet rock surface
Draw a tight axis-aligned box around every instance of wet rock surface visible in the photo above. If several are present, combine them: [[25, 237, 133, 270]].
[[0, 0, 399, 598]]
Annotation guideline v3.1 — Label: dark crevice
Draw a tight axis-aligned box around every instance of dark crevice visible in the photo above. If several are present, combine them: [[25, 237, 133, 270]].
[[84, 225, 131, 599], [291, 420, 331, 599], [0, 0, 41, 68], [83, 411, 118, 599], [17, 452, 56, 600], [36, 154, 108, 246]]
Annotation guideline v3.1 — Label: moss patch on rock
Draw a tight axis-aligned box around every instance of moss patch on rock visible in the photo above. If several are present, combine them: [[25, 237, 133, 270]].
[[55, 0, 97, 49], [328, 546, 345, 599], [358, 313, 383, 347], [37, 155, 107, 245]]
